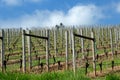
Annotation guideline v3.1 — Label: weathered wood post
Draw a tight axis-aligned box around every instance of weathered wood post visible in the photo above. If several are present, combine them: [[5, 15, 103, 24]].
[[22, 30, 26, 73], [114, 28, 117, 48], [118, 27, 120, 48], [1, 30, 4, 72], [46, 30, 50, 72], [91, 31, 96, 76], [101, 28, 104, 46], [80, 29, 84, 59], [69, 29, 72, 53], [116, 28, 119, 49], [41, 30, 44, 46], [110, 28, 115, 70], [65, 31, 68, 70], [118, 27, 120, 47], [98, 28, 100, 46], [27, 30, 32, 71], [115, 27, 119, 49], [77, 29, 81, 44], [7, 29, 10, 48], [54, 29, 57, 56], [60, 28, 63, 48], [72, 30, 76, 74], [86, 28, 88, 36], [110, 29, 114, 58]]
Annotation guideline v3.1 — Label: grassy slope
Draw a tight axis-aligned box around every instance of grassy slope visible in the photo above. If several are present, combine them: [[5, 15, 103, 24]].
[[0, 69, 120, 80], [0, 69, 90, 80]]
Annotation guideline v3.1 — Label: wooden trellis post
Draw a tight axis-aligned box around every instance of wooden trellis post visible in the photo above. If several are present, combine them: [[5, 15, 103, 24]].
[[110, 29, 114, 58], [85, 28, 87, 36], [97, 28, 100, 46], [69, 29, 72, 51], [0, 30, 4, 72], [72, 30, 76, 74], [78, 29, 81, 44], [106, 27, 109, 44], [80, 29, 84, 59], [7, 29, 10, 48], [115, 27, 118, 49], [22, 30, 26, 73], [101, 28, 104, 46], [60, 28, 63, 48], [65, 31, 68, 70], [27, 30, 32, 71], [114, 28, 117, 48], [119, 28, 120, 46], [91, 31, 96, 76], [54, 29, 57, 56], [117, 28, 119, 49], [46, 30, 50, 72]]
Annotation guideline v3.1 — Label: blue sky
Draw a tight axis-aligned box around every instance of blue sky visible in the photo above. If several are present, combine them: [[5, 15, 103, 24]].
[[0, 0, 120, 28]]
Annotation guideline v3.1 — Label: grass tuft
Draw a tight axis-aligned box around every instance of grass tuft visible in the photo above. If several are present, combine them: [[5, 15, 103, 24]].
[[105, 73, 120, 80]]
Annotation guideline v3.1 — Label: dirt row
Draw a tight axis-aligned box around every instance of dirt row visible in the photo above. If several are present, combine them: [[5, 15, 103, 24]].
[[88, 66, 120, 78], [4, 45, 111, 65], [29, 50, 120, 74]]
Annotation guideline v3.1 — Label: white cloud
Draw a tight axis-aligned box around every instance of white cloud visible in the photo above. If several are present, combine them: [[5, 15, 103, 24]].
[[65, 4, 103, 25], [0, 4, 104, 28]]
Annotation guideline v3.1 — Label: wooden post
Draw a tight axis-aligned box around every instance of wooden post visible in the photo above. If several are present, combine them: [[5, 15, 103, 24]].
[[1, 30, 4, 72], [80, 29, 84, 59], [54, 29, 57, 56], [44, 29, 46, 47], [65, 31, 68, 70], [115, 28, 118, 49], [117, 28, 119, 50], [69, 29, 72, 51], [107, 27, 109, 44], [7, 29, 10, 48], [97, 28, 100, 46], [91, 31, 96, 76], [27, 30, 32, 71], [40, 30, 42, 36], [60, 28, 63, 48], [86, 28, 88, 36], [118, 28, 120, 46], [78, 29, 81, 44], [22, 30, 26, 73], [114, 28, 117, 49], [119, 28, 120, 49], [42, 29, 44, 45], [46, 30, 49, 72], [110, 29, 114, 58], [100, 28, 103, 46], [72, 30, 76, 74]]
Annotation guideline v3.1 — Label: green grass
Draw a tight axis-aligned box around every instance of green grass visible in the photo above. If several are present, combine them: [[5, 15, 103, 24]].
[[95, 73, 120, 80], [0, 69, 90, 80], [1, 68, 120, 80], [105, 74, 120, 80]]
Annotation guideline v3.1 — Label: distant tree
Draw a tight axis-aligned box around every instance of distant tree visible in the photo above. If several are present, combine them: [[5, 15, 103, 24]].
[[55, 25, 59, 30], [60, 23, 64, 28], [55, 23, 65, 30]]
